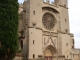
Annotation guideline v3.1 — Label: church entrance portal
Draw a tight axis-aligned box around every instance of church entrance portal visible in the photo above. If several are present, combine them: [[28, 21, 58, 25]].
[[44, 45, 56, 60]]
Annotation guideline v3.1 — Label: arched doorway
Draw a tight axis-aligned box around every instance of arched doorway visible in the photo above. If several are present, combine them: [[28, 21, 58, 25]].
[[44, 45, 56, 60]]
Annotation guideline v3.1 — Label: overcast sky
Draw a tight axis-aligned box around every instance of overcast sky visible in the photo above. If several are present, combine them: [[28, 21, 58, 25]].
[[18, 0, 80, 48]]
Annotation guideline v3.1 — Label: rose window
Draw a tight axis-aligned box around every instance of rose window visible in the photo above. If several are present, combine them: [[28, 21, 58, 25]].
[[42, 13, 55, 30]]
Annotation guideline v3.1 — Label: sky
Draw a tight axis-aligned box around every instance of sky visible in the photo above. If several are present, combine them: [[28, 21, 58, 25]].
[[18, 0, 80, 48]]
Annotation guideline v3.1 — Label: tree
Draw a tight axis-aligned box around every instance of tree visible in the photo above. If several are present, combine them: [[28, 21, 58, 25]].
[[0, 0, 19, 60]]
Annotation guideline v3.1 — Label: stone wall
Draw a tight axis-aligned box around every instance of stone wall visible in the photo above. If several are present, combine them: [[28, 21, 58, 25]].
[[13, 56, 23, 60]]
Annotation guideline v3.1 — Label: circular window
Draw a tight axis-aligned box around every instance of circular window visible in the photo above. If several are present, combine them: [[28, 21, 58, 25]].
[[42, 13, 55, 30]]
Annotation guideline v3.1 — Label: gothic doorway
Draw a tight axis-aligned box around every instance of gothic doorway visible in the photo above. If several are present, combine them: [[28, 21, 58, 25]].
[[44, 45, 56, 60]]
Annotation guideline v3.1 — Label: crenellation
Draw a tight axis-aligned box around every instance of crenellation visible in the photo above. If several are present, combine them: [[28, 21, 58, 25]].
[[46, 0, 50, 3], [43, 0, 56, 6], [24, 0, 27, 2]]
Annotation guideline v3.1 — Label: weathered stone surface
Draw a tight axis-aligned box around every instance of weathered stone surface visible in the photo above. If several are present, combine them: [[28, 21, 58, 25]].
[[17, 0, 80, 60]]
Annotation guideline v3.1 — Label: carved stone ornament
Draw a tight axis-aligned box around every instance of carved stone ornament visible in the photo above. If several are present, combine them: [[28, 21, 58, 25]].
[[44, 37, 54, 45], [42, 13, 55, 30]]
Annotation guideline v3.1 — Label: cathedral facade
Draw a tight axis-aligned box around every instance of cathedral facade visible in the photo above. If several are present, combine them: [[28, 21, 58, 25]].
[[15, 0, 80, 60]]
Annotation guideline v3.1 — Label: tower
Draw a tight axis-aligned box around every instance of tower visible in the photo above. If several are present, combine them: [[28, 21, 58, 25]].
[[18, 0, 79, 60], [55, 0, 68, 7]]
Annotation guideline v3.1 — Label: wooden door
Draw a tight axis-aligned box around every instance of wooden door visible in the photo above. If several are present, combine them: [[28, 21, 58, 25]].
[[44, 57, 52, 60], [49, 57, 52, 60], [44, 57, 48, 60]]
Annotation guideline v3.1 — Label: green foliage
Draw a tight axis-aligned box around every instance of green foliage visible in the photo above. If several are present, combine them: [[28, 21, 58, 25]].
[[0, 0, 19, 59], [17, 49, 23, 53], [38, 57, 44, 60]]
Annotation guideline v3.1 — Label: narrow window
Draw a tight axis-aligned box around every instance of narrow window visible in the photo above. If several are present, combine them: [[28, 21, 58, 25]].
[[66, 43, 68, 46], [65, 29, 68, 33], [64, 5, 66, 7], [33, 11, 35, 15], [67, 55, 68, 58], [65, 19, 67, 22], [33, 40, 34, 44], [72, 46, 74, 48], [33, 24, 36, 27], [21, 40, 23, 49], [33, 54, 35, 58]]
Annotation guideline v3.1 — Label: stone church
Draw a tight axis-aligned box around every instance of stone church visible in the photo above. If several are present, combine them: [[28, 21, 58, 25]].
[[14, 0, 80, 60]]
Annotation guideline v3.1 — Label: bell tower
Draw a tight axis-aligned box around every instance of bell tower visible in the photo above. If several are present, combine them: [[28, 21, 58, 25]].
[[25, 0, 43, 59], [55, 0, 68, 7]]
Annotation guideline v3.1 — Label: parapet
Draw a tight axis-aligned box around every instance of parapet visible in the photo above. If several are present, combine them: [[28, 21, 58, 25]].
[[43, 0, 68, 8]]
